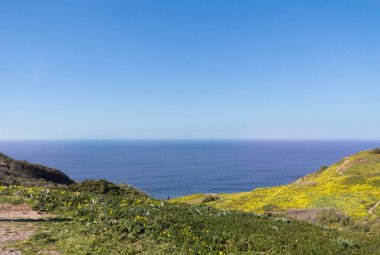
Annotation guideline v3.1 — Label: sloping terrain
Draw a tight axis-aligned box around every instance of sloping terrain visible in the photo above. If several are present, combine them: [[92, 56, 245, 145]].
[[0, 153, 74, 187], [0, 149, 379, 254], [172, 149, 380, 220], [1, 185, 379, 255]]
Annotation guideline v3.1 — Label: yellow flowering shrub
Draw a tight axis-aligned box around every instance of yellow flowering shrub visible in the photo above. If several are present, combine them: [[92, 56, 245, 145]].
[[173, 150, 380, 220]]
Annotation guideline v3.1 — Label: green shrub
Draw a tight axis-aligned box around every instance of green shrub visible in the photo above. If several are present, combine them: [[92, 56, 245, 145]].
[[336, 237, 356, 248], [316, 209, 351, 227], [68, 179, 147, 198], [309, 165, 329, 178], [320, 166, 328, 171]]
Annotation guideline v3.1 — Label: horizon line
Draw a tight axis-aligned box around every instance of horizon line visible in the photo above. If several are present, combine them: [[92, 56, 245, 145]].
[[1, 138, 380, 142]]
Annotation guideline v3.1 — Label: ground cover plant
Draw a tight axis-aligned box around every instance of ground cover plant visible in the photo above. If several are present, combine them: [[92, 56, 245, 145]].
[[173, 150, 380, 223], [1, 185, 379, 254]]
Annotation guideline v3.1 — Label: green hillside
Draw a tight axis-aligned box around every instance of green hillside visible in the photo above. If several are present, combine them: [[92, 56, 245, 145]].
[[1, 150, 380, 254], [172, 149, 380, 221], [0, 152, 74, 187], [1, 185, 380, 254]]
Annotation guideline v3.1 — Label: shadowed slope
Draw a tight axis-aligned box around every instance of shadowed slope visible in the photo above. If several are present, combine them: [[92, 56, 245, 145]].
[[0, 152, 74, 187]]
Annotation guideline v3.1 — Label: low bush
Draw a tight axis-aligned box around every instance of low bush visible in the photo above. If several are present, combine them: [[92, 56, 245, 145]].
[[316, 209, 351, 227], [201, 194, 220, 204], [68, 179, 147, 198]]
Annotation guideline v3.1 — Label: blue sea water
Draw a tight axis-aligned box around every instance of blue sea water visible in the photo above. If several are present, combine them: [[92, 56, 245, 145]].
[[0, 140, 379, 198]]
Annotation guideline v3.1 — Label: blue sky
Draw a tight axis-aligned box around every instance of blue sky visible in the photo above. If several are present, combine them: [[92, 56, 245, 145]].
[[0, 0, 379, 140]]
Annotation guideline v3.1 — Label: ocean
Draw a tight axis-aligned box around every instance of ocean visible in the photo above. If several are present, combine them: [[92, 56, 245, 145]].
[[0, 140, 379, 198]]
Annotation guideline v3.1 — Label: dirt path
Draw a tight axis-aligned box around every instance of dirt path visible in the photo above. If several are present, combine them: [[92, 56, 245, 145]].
[[336, 157, 350, 176], [369, 200, 380, 217], [0, 204, 50, 255]]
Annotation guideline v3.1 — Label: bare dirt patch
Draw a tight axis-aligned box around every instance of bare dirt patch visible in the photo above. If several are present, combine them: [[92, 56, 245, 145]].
[[0, 203, 52, 255], [0, 204, 48, 220], [287, 208, 325, 222]]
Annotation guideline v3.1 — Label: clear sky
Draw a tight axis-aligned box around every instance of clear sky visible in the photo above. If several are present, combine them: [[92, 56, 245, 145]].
[[0, 0, 379, 140]]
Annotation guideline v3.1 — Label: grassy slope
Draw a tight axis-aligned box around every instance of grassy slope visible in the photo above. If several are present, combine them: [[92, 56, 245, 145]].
[[1, 149, 380, 254], [1, 185, 379, 255], [0, 152, 74, 187], [172, 150, 380, 219]]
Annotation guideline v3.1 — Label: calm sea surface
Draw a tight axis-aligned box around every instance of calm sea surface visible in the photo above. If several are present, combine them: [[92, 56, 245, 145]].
[[0, 140, 379, 198]]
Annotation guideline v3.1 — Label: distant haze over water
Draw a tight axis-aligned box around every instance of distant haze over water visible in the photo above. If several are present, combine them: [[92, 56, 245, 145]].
[[1, 140, 379, 198]]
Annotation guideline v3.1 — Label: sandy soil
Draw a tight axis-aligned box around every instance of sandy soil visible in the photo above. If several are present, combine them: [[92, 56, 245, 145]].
[[0, 204, 51, 255]]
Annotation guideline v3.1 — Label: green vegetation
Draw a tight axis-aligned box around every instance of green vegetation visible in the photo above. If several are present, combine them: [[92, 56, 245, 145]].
[[316, 209, 351, 227], [68, 179, 148, 198], [172, 150, 380, 229], [1, 185, 380, 254], [1, 150, 380, 254], [0, 152, 74, 187]]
